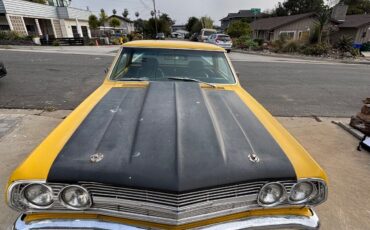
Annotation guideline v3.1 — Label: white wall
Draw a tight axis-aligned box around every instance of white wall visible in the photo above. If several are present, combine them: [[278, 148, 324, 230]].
[[62, 19, 90, 38]]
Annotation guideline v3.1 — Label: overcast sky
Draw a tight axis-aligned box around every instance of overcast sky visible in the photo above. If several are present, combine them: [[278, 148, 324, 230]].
[[71, 0, 282, 25]]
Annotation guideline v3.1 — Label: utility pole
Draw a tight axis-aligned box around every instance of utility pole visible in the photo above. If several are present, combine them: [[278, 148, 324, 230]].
[[152, 0, 158, 35]]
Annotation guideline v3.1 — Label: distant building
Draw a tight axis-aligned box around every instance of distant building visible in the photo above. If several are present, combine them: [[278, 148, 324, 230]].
[[99, 15, 134, 35], [220, 10, 266, 30], [332, 14, 370, 44], [0, 0, 91, 38], [172, 24, 186, 32], [250, 13, 316, 41], [250, 6, 370, 44]]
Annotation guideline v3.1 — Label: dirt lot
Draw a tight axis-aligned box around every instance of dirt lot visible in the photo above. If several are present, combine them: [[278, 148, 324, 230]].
[[0, 110, 369, 230]]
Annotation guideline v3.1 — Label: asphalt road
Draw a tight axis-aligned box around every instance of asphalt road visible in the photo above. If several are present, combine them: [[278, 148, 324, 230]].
[[0, 51, 111, 110], [0, 50, 369, 117]]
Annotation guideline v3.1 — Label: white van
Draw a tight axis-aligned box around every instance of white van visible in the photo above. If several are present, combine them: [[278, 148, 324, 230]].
[[198, 28, 217, 42]]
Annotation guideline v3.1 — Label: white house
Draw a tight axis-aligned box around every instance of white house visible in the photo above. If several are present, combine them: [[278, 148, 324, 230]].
[[99, 15, 135, 35], [0, 0, 92, 38]]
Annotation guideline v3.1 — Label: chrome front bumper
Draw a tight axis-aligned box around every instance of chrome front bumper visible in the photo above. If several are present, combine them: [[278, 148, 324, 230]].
[[14, 210, 320, 230]]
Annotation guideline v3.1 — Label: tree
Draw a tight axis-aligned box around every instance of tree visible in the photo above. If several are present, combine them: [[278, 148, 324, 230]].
[[186, 17, 201, 34], [200, 16, 214, 29], [99, 9, 108, 26], [109, 18, 121, 29], [122, 9, 129, 18], [343, 0, 370, 14], [226, 21, 252, 38], [135, 18, 145, 33], [273, 0, 325, 16], [315, 8, 331, 43], [88, 14, 100, 30], [112, 9, 117, 15], [273, 2, 288, 16], [143, 13, 175, 38]]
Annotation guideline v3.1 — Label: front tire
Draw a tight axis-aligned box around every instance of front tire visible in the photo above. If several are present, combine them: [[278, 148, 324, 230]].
[[226, 49, 231, 53]]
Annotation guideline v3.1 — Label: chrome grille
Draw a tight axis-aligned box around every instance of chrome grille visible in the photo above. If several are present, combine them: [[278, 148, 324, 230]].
[[82, 181, 269, 208], [10, 180, 296, 225]]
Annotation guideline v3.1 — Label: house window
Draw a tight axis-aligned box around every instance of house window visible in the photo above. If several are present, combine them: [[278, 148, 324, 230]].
[[298, 31, 310, 41], [81, 26, 88, 38], [279, 31, 295, 40], [71, 26, 79, 38]]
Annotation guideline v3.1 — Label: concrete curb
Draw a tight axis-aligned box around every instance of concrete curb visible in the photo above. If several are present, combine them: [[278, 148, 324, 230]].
[[232, 49, 370, 65], [332, 121, 364, 140]]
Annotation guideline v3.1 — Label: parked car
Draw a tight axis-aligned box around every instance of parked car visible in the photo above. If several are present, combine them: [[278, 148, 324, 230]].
[[7, 40, 328, 230], [171, 32, 185, 39], [198, 28, 217, 42], [0, 62, 7, 78], [207, 33, 233, 53], [156, 32, 165, 40]]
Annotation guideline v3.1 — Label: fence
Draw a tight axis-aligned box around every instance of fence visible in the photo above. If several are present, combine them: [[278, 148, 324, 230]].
[[40, 37, 88, 46]]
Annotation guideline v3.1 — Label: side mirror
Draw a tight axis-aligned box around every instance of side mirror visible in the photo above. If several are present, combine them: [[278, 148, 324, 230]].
[[236, 72, 240, 79], [104, 67, 109, 74], [0, 62, 7, 77]]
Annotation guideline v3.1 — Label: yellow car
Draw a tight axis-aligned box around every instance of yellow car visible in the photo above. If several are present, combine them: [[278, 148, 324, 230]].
[[7, 41, 328, 230]]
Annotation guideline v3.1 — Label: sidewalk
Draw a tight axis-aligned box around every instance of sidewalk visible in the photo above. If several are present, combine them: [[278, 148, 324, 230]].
[[0, 110, 369, 229], [0, 45, 119, 56], [233, 49, 370, 65]]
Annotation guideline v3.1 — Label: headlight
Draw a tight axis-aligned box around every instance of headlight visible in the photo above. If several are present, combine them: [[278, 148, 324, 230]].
[[258, 182, 286, 207], [21, 183, 54, 209], [59, 185, 91, 210], [289, 181, 318, 204]]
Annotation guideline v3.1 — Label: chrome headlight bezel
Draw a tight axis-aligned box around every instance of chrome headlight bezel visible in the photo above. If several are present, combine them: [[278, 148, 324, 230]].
[[257, 182, 287, 207], [288, 181, 318, 204], [20, 183, 54, 209], [257, 179, 328, 208], [58, 185, 92, 210]]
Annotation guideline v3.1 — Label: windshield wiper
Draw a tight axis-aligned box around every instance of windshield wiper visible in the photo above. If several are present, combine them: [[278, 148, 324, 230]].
[[167, 77, 216, 88], [117, 77, 149, 82]]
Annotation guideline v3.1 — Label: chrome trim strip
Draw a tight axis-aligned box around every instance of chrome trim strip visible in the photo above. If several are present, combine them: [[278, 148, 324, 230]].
[[13, 210, 320, 230]]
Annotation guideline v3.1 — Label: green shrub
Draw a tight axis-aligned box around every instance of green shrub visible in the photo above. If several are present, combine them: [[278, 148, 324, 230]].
[[0, 31, 7, 40], [282, 41, 300, 53], [52, 40, 60, 46], [235, 35, 258, 49], [301, 43, 330, 56], [361, 42, 370, 52], [6, 31, 23, 40], [253, 39, 264, 46], [350, 48, 360, 57], [335, 36, 353, 53], [226, 20, 252, 38], [0, 31, 25, 40], [111, 38, 121, 45], [271, 39, 286, 53]]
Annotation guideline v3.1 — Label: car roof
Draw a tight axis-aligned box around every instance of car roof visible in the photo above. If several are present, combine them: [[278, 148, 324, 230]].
[[123, 40, 225, 51]]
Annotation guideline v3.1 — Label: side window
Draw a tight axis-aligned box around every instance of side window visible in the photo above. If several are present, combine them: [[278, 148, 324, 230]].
[[111, 52, 128, 78], [217, 57, 232, 76]]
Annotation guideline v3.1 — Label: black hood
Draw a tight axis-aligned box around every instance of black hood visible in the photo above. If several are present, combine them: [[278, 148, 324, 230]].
[[47, 82, 296, 193]]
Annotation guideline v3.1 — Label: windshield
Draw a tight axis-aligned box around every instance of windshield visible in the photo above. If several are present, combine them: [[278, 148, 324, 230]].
[[110, 48, 236, 84], [217, 35, 231, 42], [204, 31, 215, 36]]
